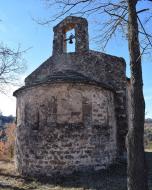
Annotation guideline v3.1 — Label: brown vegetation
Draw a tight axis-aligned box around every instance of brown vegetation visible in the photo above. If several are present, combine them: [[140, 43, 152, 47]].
[[0, 123, 16, 160], [145, 123, 152, 150]]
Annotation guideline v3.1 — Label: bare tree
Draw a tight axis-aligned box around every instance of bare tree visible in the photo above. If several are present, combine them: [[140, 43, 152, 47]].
[[127, 1, 149, 189], [40, 0, 152, 189], [0, 43, 26, 94]]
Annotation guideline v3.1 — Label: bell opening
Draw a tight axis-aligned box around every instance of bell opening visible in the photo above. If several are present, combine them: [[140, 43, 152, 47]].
[[66, 29, 75, 53]]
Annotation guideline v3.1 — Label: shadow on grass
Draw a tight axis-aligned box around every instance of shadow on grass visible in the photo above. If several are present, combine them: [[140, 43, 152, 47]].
[[0, 170, 21, 180], [146, 151, 152, 189], [26, 152, 152, 190], [34, 161, 127, 190], [0, 160, 127, 190], [0, 152, 151, 190], [0, 184, 26, 190]]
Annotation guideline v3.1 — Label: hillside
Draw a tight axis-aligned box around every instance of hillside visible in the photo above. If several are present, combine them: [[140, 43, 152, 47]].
[[0, 115, 15, 144], [145, 118, 152, 130], [145, 118, 152, 124], [145, 121, 152, 150], [0, 115, 15, 129]]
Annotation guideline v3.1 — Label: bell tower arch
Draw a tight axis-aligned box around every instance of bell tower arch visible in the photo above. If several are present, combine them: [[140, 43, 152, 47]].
[[53, 16, 89, 55]]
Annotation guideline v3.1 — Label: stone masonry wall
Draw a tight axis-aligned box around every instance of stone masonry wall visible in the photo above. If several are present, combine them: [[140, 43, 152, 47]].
[[15, 83, 117, 177], [25, 51, 127, 153]]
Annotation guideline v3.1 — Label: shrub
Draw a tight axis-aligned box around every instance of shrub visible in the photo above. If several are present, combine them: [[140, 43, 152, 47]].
[[0, 123, 16, 160]]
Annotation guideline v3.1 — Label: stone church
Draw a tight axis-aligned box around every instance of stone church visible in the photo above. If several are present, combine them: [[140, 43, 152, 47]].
[[13, 16, 128, 177]]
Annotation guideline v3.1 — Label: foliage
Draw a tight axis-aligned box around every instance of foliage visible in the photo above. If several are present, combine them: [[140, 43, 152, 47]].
[[145, 123, 152, 150], [145, 118, 152, 124], [0, 123, 16, 160], [0, 114, 15, 128]]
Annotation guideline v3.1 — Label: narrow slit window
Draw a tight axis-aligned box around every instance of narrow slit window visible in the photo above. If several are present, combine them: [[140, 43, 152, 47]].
[[66, 29, 75, 53]]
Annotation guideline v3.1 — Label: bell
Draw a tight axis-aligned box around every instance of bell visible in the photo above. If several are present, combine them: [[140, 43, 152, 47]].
[[69, 38, 73, 44], [65, 33, 75, 44]]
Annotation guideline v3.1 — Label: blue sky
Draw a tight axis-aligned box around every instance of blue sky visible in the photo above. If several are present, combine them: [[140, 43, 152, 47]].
[[0, 0, 152, 118]]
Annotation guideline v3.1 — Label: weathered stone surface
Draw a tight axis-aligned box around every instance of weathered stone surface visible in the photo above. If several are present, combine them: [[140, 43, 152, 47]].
[[14, 16, 128, 177], [15, 83, 117, 176]]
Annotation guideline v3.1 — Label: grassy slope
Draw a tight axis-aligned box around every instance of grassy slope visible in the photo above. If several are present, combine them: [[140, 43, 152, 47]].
[[145, 123, 152, 150], [0, 152, 152, 190]]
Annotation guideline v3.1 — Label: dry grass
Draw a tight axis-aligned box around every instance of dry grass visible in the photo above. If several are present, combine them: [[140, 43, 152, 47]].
[[0, 152, 152, 190], [144, 124, 152, 150]]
